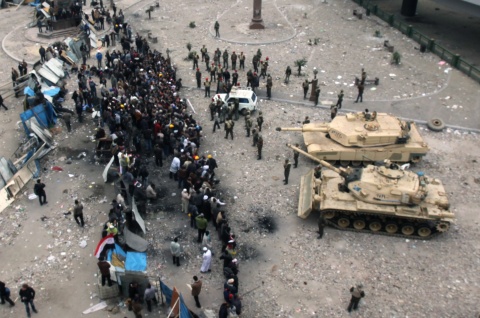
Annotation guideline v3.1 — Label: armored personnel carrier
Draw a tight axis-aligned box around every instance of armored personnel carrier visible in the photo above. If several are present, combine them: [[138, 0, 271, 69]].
[[277, 111, 429, 165], [287, 144, 454, 239]]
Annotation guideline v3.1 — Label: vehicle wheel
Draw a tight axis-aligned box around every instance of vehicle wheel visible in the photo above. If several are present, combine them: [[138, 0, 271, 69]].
[[427, 118, 446, 132], [340, 160, 350, 167], [385, 222, 399, 234], [351, 161, 362, 167], [417, 225, 432, 237], [436, 222, 450, 232], [353, 219, 366, 230], [337, 218, 350, 228], [240, 108, 248, 116], [362, 161, 373, 167], [327, 160, 338, 166], [401, 224, 415, 236], [324, 211, 335, 219], [369, 220, 382, 232]]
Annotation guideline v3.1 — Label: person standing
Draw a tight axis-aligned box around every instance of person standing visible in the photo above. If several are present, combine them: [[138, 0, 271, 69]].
[[34, 179, 47, 206], [96, 50, 103, 68], [245, 115, 252, 137], [0, 281, 15, 306], [0, 94, 8, 111], [97, 256, 113, 286], [61, 113, 72, 132], [347, 284, 365, 312], [318, 214, 326, 239], [204, 78, 211, 97], [200, 247, 212, 273], [170, 238, 181, 266], [37, 19, 43, 33], [181, 189, 191, 214], [302, 80, 310, 99], [256, 111, 264, 132], [144, 283, 158, 312], [191, 276, 202, 308], [214, 21, 220, 37], [336, 89, 344, 109], [293, 144, 300, 168], [73, 199, 85, 227], [200, 45, 207, 62], [257, 134, 263, 160], [224, 118, 234, 140], [239, 52, 245, 70], [195, 213, 208, 243], [303, 116, 310, 124], [219, 302, 230, 318], [19, 283, 37, 318], [283, 159, 291, 185], [39, 46, 46, 63], [355, 83, 364, 103], [213, 112, 221, 133], [285, 66, 292, 83], [251, 128, 258, 147], [195, 68, 202, 89], [314, 86, 321, 106], [266, 74, 273, 100], [330, 105, 338, 120]]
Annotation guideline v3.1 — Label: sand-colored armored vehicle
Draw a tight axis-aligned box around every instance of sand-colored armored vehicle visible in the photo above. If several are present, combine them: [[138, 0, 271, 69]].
[[277, 111, 429, 165], [287, 144, 454, 239]]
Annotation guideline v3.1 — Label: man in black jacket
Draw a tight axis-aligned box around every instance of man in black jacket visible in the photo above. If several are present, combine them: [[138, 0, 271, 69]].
[[19, 283, 37, 317], [34, 179, 47, 206], [0, 281, 15, 306]]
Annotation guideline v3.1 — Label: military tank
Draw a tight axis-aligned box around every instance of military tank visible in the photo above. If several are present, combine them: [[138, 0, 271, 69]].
[[277, 111, 429, 165], [287, 144, 454, 239]]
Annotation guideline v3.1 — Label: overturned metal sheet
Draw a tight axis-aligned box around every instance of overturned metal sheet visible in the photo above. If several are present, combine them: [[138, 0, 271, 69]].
[[44, 58, 65, 78], [131, 198, 146, 234], [124, 228, 148, 252]]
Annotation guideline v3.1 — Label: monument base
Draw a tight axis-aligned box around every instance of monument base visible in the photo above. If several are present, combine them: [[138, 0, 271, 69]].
[[249, 20, 265, 29]]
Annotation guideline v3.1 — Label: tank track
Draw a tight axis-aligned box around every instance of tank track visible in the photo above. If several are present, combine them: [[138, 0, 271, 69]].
[[323, 209, 443, 240]]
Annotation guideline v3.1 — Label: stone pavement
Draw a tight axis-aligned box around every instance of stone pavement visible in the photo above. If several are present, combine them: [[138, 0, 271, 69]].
[[3, 0, 479, 132]]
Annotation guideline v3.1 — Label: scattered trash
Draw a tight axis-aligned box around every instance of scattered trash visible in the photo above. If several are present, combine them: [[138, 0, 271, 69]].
[[51, 166, 64, 171], [77, 152, 87, 159], [28, 194, 38, 200], [64, 211, 72, 216], [438, 61, 446, 65], [40, 216, 48, 221], [68, 174, 75, 177], [79, 240, 88, 248]]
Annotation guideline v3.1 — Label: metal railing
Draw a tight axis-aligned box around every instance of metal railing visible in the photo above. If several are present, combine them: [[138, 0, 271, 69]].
[[353, 0, 480, 84]]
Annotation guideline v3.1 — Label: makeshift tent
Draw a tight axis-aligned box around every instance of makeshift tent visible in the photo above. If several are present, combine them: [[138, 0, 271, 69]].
[[20, 102, 57, 135]]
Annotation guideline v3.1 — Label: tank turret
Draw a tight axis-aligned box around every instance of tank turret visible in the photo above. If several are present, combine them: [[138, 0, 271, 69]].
[[287, 144, 453, 239], [277, 111, 429, 164]]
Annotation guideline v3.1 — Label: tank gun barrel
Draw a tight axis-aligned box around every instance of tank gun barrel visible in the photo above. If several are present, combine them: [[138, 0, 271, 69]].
[[276, 126, 328, 132], [286, 144, 349, 177]]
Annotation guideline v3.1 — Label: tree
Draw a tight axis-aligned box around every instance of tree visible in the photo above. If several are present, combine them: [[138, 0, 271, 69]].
[[294, 58, 307, 76]]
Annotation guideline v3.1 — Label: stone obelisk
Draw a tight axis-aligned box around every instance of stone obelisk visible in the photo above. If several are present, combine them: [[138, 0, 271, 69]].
[[249, 0, 265, 29]]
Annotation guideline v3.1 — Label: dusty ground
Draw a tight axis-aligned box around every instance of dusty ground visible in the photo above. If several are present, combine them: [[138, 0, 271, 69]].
[[0, 0, 480, 317]]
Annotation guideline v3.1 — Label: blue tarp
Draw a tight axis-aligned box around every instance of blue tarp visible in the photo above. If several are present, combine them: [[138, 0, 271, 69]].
[[20, 102, 57, 135], [24, 87, 35, 96], [179, 294, 192, 318], [125, 252, 147, 271], [107, 244, 147, 272], [42, 87, 61, 96], [160, 281, 173, 305]]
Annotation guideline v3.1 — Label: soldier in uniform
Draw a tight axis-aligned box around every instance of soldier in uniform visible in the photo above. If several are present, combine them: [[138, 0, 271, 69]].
[[283, 159, 291, 185], [251, 73, 259, 93], [210, 64, 216, 82], [245, 115, 253, 137], [331, 105, 338, 120], [220, 103, 228, 123], [347, 284, 365, 312], [251, 128, 259, 147], [302, 80, 310, 99], [256, 111, 264, 132], [257, 134, 263, 160], [285, 66, 292, 84], [233, 98, 240, 121], [336, 89, 344, 109], [360, 68, 367, 85], [266, 74, 273, 100], [196, 68, 202, 89], [214, 21, 220, 37], [314, 86, 321, 106], [252, 55, 259, 73], [200, 45, 207, 62], [224, 117, 234, 140], [239, 52, 245, 70], [222, 49, 229, 69], [293, 144, 299, 168], [204, 78, 211, 97], [260, 58, 269, 79], [217, 64, 223, 82], [205, 52, 210, 71], [216, 78, 223, 94], [246, 69, 253, 87], [355, 83, 364, 103], [213, 112, 221, 133], [232, 70, 239, 86], [193, 53, 199, 70], [303, 116, 310, 124], [231, 51, 237, 70], [317, 213, 326, 239]]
